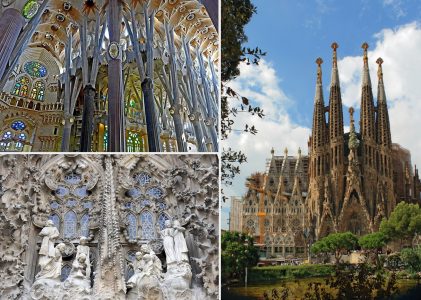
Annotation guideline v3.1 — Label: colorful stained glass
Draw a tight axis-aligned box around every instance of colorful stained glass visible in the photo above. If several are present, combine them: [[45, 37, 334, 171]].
[[49, 214, 60, 230], [140, 211, 154, 240], [63, 211, 77, 239], [12, 76, 30, 97], [30, 80, 45, 101], [60, 265, 71, 282], [157, 213, 170, 231], [134, 172, 151, 186], [80, 214, 89, 238], [2, 131, 12, 140], [18, 133, 26, 141], [11, 121, 26, 131], [127, 213, 137, 240], [146, 187, 163, 199], [127, 132, 141, 152], [24, 61, 47, 78]]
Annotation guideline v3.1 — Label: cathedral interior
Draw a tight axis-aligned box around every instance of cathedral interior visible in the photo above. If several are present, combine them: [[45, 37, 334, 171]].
[[0, 0, 219, 152], [0, 154, 219, 299], [230, 43, 421, 260]]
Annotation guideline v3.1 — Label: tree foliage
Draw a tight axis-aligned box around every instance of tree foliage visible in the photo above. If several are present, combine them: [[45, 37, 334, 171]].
[[311, 232, 358, 265], [400, 246, 421, 273], [221, 0, 266, 188], [221, 231, 260, 281], [359, 232, 388, 269], [380, 202, 421, 242]]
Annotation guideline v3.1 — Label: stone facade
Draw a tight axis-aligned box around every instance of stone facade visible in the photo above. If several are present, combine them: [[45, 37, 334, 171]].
[[0, 154, 219, 299]]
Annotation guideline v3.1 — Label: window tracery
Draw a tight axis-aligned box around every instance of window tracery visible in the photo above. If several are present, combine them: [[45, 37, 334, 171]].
[[12, 76, 30, 98], [24, 61, 48, 78], [0, 120, 29, 152], [30, 80, 45, 101]]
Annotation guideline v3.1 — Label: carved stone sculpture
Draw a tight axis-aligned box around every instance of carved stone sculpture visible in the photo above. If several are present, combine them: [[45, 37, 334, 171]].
[[161, 220, 177, 265], [173, 220, 189, 263]]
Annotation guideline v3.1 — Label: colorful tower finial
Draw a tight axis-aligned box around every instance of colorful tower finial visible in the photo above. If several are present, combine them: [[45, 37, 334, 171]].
[[376, 57, 383, 80], [362, 42, 369, 65], [331, 42, 338, 68]]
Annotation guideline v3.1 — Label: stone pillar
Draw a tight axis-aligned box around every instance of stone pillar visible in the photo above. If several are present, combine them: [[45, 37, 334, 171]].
[[61, 120, 72, 152], [80, 85, 95, 152], [107, 0, 125, 152], [142, 77, 161, 151], [0, 9, 25, 81]]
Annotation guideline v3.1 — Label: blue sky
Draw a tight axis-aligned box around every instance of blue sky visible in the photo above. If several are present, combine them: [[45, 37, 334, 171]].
[[221, 0, 421, 229]]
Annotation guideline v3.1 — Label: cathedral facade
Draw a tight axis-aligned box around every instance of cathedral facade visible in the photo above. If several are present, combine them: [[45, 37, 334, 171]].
[[231, 43, 421, 259], [0, 154, 219, 299]]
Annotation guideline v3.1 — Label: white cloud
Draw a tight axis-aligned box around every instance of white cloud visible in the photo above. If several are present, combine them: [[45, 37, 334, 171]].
[[222, 59, 310, 228], [338, 22, 421, 168], [383, 0, 406, 18]]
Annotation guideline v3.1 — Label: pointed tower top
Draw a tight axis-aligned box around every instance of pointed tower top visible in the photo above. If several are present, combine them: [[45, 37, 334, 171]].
[[348, 107, 360, 150], [298, 147, 302, 157], [331, 42, 339, 68], [316, 57, 323, 83], [376, 57, 384, 80], [361, 42, 371, 86], [362, 42, 369, 64], [330, 42, 340, 86], [284, 147, 288, 156], [271, 147, 275, 156]]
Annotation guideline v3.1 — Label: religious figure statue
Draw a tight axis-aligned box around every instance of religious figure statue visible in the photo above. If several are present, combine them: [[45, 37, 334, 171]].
[[35, 243, 65, 280], [38, 220, 60, 270], [161, 220, 177, 265], [75, 236, 91, 280], [172, 220, 189, 262]]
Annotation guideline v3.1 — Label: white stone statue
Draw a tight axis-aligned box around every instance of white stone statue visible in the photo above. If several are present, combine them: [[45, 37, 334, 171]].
[[38, 220, 60, 270], [35, 242, 65, 280], [173, 220, 189, 263], [75, 236, 91, 280], [127, 245, 164, 300], [161, 220, 177, 265]]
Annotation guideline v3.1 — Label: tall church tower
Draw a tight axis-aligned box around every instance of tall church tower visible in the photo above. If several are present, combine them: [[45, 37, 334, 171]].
[[307, 43, 396, 240], [328, 43, 345, 217]]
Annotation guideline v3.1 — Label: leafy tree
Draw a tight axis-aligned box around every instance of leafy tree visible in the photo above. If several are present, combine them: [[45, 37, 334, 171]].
[[221, 231, 259, 281], [380, 202, 421, 245], [311, 232, 358, 265], [221, 0, 265, 189], [400, 247, 421, 273], [359, 231, 388, 269]]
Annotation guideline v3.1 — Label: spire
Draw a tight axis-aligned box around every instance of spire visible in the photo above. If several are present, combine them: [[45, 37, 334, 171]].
[[360, 42, 376, 141], [328, 42, 344, 143], [330, 42, 340, 86], [314, 57, 324, 104], [348, 107, 360, 150], [361, 42, 371, 86], [376, 57, 392, 147], [312, 58, 328, 151]]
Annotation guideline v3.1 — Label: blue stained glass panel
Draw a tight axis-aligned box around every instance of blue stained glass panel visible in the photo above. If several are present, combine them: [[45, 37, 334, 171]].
[[50, 201, 60, 209], [140, 199, 151, 207], [146, 187, 163, 199], [11, 121, 26, 131], [157, 202, 167, 210], [83, 201, 93, 209], [125, 202, 133, 209], [61, 265, 71, 282], [127, 251, 137, 262], [64, 173, 81, 184], [74, 186, 88, 198], [55, 186, 69, 197], [140, 211, 154, 240], [65, 199, 77, 207], [128, 188, 141, 198], [49, 214, 60, 230], [157, 213, 170, 231], [80, 214, 89, 238], [2, 131, 12, 140], [18, 133, 26, 141], [63, 211, 77, 239], [134, 172, 151, 186], [127, 213, 137, 240]]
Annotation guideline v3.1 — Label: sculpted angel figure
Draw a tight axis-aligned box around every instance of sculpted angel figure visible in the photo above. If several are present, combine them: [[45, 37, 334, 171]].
[[172, 220, 189, 262], [36, 243, 66, 280]]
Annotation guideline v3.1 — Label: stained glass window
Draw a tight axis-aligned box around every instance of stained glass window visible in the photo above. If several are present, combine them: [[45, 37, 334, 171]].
[[157, 202, 167, 210], [134, 172, 151, 186], [18, 133, 26, 141], [140, 211, 154, 240], [74, 186, 88, 198], [49, 214, 60, 230], [61, 265, 71, 282], [65, 199, 77, 207], [140, 199, 151, 208], [80, 214, 89, 238], [2, 131, 12, 140], [64, 173, 81, 185], [11, 121, 26, 131], [12, 76, 30, 98], [24, 61, 47, 78], [126, 265, 134, 281], [124, 202, 133, 209], [83, 201, 93, 210], [127, 131, 141, 152], [127, 213, 137, 240], [63, 211, 77, 239], [50, 201, 60, 209], [157, 213, 170, 231], [128, 188, 141, 198], [55, 186, 69, 197], [30, 80, 45, 101], [146, 187, 163, 199]]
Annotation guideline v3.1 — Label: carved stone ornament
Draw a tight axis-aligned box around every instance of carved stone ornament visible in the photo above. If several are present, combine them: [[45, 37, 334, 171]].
[[108, 42, 120, 60]]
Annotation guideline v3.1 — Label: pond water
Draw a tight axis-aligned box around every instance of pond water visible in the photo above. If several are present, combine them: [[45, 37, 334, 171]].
[[224, 277, 420, 299]]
